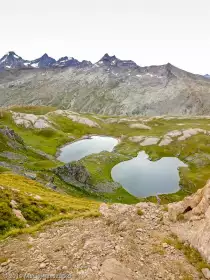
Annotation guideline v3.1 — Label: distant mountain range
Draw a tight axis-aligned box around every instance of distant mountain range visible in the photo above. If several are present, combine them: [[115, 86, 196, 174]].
[[1, 51, 210, 116], [0, 51, 92, 70]]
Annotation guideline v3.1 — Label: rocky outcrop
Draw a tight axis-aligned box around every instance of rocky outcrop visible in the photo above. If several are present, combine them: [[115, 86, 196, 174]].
[[159, 136, 173, 146], [128, 136, 145, 143], [54, 161, 120, 193], [54, 162, 92, 190], [12, 112, 52, 129], [128, 136, 160, 146], [0, 126, 25, 150], [168, 180, 210, 221], [168, 180, 210, 263], [140, 137, 160, 146], [177, 128, 208, 141], [52, 110, 100, 127]]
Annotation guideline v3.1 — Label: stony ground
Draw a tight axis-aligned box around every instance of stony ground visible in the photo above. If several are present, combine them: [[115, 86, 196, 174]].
[[0, 203, 203, 280]]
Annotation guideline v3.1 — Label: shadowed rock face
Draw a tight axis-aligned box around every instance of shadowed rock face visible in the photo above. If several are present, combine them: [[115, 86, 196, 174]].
[[1, 56, 210, 115]]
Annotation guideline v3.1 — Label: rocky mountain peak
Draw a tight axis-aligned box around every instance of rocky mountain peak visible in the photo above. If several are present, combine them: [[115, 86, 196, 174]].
[[0, 51, 24, 69], [96, 53, 138, 69], [97, 53, 118, 66], [30, 54, 56, 68], [55, 56, 80, 67]]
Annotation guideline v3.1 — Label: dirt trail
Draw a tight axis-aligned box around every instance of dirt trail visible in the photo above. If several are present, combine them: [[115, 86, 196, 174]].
[[0, 203, 203, 280]]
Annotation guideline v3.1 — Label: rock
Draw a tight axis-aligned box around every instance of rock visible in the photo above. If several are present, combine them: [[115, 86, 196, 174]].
[[10, 200, 18, 209], [0, 126, 25, 150], [100, 258, 134, 280], [53, 110, 100, 127], [168, 180, 210, 221], [202, 268, 210, 279], [40, 263, 47, 269], [129, 123, 151, 130], [46, 182, 57, 190], [140, 137, 160, 146], [34, 119, 51, 129], [178, 128, 207, 141], [169, 180, 210, 263], [24, 172, 36, 180], [166, 130, 182, 137], [159, 136, 172, 146], [34, 195, 42, 200], [0, 152, 26, 161], [128, 136, 145, 143], [54, 162, 91, 189], [12, 112, 52, 129], [12, 209, 26, 222]]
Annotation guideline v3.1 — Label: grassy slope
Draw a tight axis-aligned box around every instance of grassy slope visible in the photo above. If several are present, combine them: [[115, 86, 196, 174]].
[[0, 173, 99, 238]]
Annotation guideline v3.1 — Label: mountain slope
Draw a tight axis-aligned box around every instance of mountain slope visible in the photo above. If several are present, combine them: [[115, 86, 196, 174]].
[[0, 52, 210, 115], [1, 61, 210, 115]]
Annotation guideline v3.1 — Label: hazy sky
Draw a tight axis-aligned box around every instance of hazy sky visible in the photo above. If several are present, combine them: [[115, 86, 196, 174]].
[[1, 0, 210, 74]]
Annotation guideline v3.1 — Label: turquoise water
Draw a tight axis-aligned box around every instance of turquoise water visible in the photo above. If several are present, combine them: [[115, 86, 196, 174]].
[[58, 135, 118, 163], [111, 151, 187, 197]]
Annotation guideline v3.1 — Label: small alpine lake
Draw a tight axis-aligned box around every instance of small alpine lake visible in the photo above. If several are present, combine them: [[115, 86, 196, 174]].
[[57, 135, 119, 163], [111, 151, 187, 197]]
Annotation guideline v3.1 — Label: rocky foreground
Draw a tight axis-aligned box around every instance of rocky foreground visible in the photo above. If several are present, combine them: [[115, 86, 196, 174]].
[[1, 188, 210, 280]]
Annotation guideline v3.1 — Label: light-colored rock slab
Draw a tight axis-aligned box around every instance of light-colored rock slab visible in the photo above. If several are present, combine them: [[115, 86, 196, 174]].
[[12, 112, 51, 129], [159, 136, 173, 146], [178, 128, 207, 141], [140, 137, 159, 146], [52, 110, 100, 127], [128, 136, 145, 143], [129, 123, 151, 130], [166, 130, 182, 137]]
